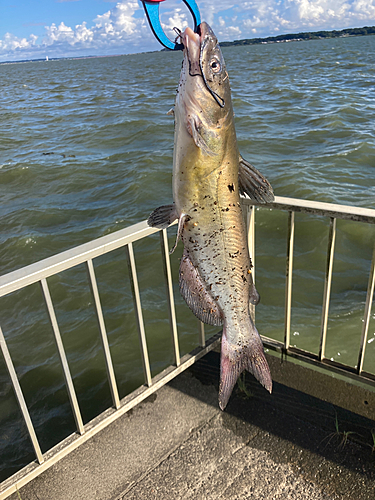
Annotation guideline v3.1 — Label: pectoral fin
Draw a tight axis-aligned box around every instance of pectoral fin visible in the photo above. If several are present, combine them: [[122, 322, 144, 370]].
[[147, 204, 178, 229], [179, 250, 223, 326], [188, 118, 217, 157], [169, 213, 189, 254], [148, 206, 187, 254], [239, 155, 274, 203]]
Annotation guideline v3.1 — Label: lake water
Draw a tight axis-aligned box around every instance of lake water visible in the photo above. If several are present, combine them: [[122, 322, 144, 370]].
[[1, 34, 375, 480]]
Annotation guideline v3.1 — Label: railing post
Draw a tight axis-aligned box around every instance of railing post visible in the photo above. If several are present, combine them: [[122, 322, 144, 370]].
[[284, 211, 295, 351], [40, 278, 85, 435], [319, 217, 337, 361], [0, 326, 44, 465], [160, 230, 181, 366], [86, 259, 121, 409], [199, 321, 205, 347], [357, 244, 375, 374], [247, 205, 256, 321], [125, 243, 152, 387]]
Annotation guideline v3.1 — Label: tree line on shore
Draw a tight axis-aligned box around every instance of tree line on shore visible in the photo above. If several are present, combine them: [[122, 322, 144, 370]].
[[220, 26, 375, 47]]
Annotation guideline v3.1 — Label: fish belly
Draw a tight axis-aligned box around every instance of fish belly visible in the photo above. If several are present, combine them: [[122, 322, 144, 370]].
[[178, 156, 252, 341]]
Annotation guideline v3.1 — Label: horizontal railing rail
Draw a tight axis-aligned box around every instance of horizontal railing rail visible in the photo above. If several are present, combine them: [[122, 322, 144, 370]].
[[255, 196, 375, 223], [0, 196, 375, 499], [0, 220, 165, 298]]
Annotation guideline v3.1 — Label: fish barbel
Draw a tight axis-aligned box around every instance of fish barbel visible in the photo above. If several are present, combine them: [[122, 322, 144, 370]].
[[148, 22, 274, 409]]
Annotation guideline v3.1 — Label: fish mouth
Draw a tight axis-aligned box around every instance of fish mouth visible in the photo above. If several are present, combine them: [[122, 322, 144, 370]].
[[182, 25, 202, 76], [181, 22, 225, 108], [181, 22, 215, 66]]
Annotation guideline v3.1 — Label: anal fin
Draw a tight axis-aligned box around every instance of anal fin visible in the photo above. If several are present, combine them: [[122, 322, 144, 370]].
[[179, 250, 223, 326]]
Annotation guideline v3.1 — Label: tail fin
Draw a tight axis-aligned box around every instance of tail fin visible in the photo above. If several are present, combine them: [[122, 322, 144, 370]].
[[218, 322, 272, 410]]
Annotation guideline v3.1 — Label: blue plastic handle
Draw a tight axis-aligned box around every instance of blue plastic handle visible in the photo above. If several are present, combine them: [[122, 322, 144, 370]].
[[142, 0, 201, 50]]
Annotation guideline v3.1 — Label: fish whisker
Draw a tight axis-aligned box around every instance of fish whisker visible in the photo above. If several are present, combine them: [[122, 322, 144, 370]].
[[173, 27, 182, 45]]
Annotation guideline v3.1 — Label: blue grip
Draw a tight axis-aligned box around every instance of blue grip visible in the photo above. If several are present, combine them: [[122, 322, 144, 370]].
[[143, 2, 176, 50], [142, 0, 201, 50], [184, 0, 201, 31]]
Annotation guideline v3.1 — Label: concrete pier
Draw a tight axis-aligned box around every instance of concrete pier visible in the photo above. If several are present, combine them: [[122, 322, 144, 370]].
[[8, 352, 375, 500]]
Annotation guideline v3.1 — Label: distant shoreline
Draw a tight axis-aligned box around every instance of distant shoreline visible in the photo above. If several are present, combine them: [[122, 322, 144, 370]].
[[220, 25, 375, 47], [1, 25, 374, 65]]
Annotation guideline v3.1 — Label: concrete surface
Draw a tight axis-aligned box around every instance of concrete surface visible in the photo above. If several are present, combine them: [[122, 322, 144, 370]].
[[121, 412, 333, 500], [9, 351, 375, 500]]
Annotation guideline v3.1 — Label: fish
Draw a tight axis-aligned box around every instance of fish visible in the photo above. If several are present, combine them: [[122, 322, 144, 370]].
[[148, 22, 274, 410]]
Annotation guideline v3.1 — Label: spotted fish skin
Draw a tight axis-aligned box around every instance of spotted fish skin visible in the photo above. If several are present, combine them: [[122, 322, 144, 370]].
[[148, 22, 274, 409]]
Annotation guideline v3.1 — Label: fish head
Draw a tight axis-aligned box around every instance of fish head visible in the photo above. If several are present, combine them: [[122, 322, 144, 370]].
[[177, 22, 232, 125]]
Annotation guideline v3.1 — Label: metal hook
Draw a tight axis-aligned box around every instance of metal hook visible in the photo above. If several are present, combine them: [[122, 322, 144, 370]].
[[141, 0, 201, 50]]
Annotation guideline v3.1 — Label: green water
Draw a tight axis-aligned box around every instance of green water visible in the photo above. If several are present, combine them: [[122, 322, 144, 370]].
[[1, 35, 375, 479]]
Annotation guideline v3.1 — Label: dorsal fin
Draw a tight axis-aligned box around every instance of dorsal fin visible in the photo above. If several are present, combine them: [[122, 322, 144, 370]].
[[239, 155, 274, 203]]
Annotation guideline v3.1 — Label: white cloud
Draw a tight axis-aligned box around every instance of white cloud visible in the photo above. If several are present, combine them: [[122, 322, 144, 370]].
[[2, 0, 375, 61], [227, 25, 242, 35], [236, 0, 375, 34], [94, 1, 138, 35], [291, 0, 351, 24], [198, 0, 238, 26], [44, 22, 74, 44], [160, 7, 190, 40], [0, 1, 157, 61], [0, 32, 38, 52], [352, 0, 375, 18]]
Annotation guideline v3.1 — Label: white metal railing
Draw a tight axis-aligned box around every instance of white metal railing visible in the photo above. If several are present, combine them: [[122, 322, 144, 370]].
[[243, 196, 375, 385], [0, 218, 222, 499], [0, 196, 375, 498]]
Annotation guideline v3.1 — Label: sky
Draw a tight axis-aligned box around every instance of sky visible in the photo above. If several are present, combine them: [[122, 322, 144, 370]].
[[1, 0, 375, 62]]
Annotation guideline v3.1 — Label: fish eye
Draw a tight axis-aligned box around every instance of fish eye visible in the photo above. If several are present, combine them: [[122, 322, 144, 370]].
[[210, 58, 221, 73]]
